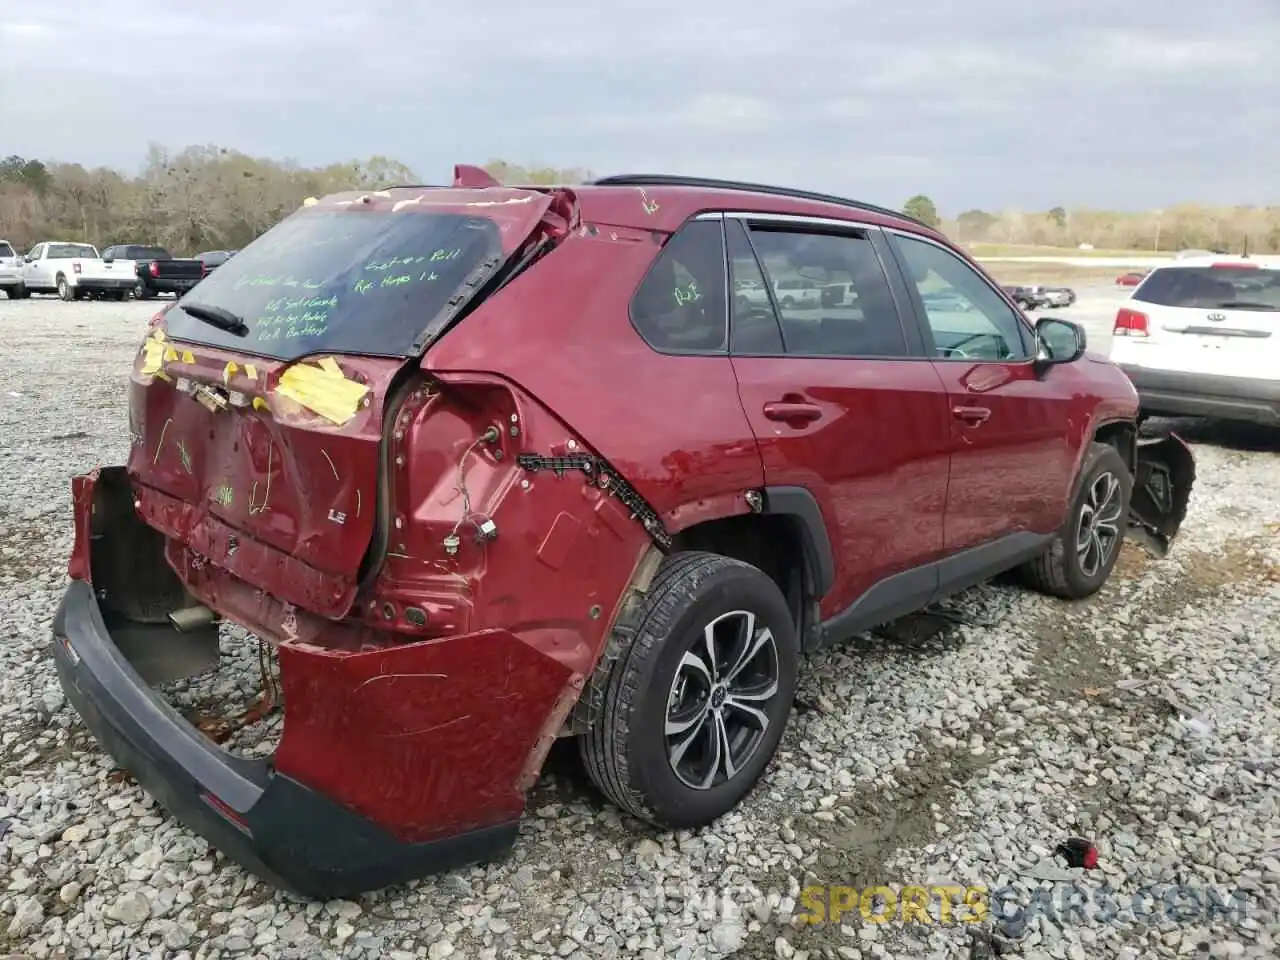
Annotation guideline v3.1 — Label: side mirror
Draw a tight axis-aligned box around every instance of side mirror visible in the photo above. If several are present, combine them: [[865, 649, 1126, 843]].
[[23, 255, 34, 263], [1034, 316, 1086, 367]]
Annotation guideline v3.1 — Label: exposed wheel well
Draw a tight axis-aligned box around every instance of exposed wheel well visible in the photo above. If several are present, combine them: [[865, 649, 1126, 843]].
[[669, 514, 809, 631], [1093, 421, 1136, 473]]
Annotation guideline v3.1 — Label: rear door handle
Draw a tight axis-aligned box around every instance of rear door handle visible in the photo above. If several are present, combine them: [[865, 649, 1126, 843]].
[[952, 405, 991, 425], [763, 400, 823, 426]]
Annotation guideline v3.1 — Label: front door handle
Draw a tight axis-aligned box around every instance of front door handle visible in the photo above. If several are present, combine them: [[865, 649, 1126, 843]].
[[952, 405, 991, 425], [763, 400, 823, 426]]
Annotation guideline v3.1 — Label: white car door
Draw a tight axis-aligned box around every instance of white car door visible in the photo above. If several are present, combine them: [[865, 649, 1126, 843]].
[[23, 245, 49, 288]]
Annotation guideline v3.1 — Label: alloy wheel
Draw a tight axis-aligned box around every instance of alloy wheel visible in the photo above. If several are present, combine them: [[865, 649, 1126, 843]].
[[665, 610, 780, 791], [1076, 470, 1123, 577]]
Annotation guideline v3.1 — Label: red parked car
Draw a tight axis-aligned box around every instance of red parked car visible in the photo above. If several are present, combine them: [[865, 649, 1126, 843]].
[[1116, 270, 1149, 286], [51, 167, 1195, 898]]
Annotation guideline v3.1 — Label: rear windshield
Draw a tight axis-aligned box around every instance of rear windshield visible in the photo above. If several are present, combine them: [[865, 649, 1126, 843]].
[[0, 243, 14, 258], [125, 246, 170, 260], [1134, 266, 1280, 312], [162, 208, 503, 360], [48, 244, 98, 259]]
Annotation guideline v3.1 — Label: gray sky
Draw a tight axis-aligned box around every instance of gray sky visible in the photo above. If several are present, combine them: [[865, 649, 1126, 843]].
[[3, 1, 1277, 214]]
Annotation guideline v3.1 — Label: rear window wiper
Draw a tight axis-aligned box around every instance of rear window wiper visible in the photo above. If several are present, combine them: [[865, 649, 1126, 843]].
[[1215, 301, 1279, 312], [179, 302, 249, 336]]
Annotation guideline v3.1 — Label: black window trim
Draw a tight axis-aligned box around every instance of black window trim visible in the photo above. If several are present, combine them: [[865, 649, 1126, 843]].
[[626, 215, 731, 357], [706, 212, 926, 361], [882, 227, 1038, 363]]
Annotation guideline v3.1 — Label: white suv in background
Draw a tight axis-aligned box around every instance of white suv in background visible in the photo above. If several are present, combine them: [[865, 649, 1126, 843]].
[[1109, 255, 1280, 426], [0, 240, 26, 298]]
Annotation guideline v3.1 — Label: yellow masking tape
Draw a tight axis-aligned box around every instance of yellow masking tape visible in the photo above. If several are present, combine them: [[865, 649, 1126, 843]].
[[223, 361, 238, 383], [244, 364, 258, 381], [181, 350, 195, 364], [273, 358, 369, 425], [253, 397, 268, 411], [164, 346, 179, 362], [141, 339, 164, 376]]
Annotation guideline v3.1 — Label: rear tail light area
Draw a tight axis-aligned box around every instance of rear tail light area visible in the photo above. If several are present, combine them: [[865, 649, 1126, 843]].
[[1114, 307, 1149, 337], [149, 261, 159, 277], [72, 262, 82, 275]]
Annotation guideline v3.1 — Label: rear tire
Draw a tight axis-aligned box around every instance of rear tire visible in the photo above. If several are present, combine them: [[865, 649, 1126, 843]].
[[1020, 442, 1131, 600], [57, 275, 74, 301], [134, 282, 153, 301], [579, 552, 798, 828]]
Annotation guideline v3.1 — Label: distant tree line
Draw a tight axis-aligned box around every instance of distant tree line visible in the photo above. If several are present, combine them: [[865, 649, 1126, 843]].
[[0, 148, 591, 255], [907, 194, 1280, 254], [2, 147, 1276, 255]]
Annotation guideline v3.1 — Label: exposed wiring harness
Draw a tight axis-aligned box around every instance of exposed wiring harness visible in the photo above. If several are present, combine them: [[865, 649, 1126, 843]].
[[443, 426, 500, 554]]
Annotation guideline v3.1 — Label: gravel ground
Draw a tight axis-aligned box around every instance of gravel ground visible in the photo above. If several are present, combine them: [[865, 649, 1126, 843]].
[[1, 286, 1278, 960]]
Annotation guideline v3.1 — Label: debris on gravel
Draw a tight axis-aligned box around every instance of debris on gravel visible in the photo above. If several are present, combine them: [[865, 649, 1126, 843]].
[[2, 291, 1277, 959]]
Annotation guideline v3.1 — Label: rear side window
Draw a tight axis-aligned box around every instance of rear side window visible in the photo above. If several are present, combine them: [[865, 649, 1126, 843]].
[[742, 225, 909, 357], [630, 220, 728, 353], [1134, 266, 1280, 312], [0, 243, 15, 258], [161, 208, 503, 360]]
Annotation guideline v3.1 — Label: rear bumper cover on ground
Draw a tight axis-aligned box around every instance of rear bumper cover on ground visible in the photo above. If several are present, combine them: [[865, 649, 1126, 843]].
[[50, 578, 520, 900], [1119, 364, 1280, 426]]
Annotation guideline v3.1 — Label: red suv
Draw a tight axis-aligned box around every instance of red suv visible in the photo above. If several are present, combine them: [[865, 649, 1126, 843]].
[[51, 167, 1195, 899]]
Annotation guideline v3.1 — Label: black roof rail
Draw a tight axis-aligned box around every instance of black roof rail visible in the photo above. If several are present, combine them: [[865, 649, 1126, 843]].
[[589, 174, 930, 229]]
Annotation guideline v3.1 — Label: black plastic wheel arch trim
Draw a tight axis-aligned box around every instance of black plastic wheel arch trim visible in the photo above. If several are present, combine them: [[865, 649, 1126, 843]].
[[761, 485, 835, 598]]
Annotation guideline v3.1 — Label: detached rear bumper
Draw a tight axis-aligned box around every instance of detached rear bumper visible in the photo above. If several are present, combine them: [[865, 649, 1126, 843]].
[[51, 578, 519, 900], [1119, 364, 1280, 427]]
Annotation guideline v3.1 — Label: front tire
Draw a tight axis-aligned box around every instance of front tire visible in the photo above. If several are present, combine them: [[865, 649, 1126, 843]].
[[579, 552, 798, 828], [5, 283, 27, 299], [1021, 442, 1131, 599]]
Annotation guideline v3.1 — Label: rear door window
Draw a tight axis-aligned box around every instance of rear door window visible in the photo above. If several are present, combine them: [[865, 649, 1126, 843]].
[[161, 207, 508, 360], [630, 219, 728, 354], [0, 242, 15, 258], [1134, 266, 1280, 312], [741, 225, 910, 357]]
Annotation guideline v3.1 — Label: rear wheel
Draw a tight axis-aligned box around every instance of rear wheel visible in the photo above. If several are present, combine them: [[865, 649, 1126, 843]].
[[57, 275, 74, 301], [579, 552, 798, 828], [1021, 442, 1131, 599], [134, 282, 153, 301]]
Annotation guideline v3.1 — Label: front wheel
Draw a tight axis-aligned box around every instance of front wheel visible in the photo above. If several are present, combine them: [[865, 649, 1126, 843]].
[[579, 552, 798, 828], [1020, 442, 1132, 599], [5, 283, 27, 300]]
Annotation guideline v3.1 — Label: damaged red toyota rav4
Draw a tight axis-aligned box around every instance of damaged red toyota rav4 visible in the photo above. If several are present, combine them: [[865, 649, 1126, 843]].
[[52, 167, 1195, 898]]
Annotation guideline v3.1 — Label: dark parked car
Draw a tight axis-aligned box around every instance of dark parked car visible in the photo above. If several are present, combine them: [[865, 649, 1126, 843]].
[[52, 167, 1195, 899], [101, 244, 206, 300], [196, 249, 238, 272], [1001, 284, 1049, 310]]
